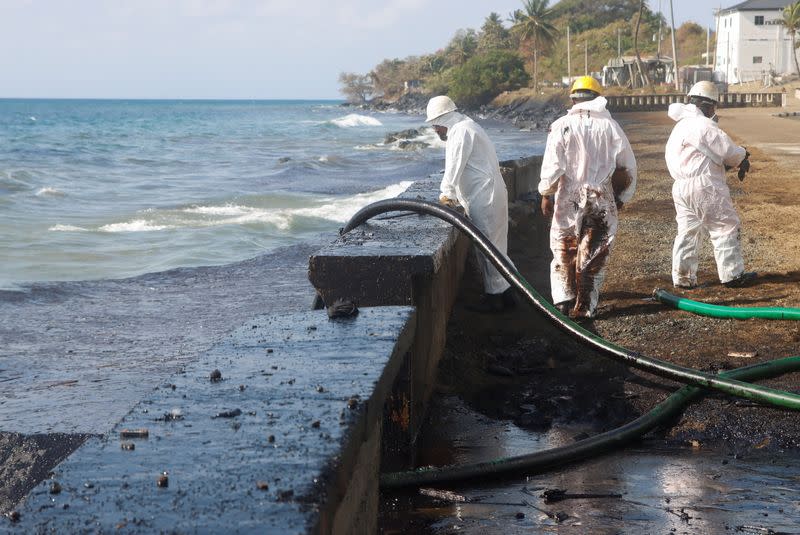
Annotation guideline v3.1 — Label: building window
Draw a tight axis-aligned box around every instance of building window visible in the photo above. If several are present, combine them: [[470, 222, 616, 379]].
[[755, 15, 764, 25], [753, 56, 763, 64]]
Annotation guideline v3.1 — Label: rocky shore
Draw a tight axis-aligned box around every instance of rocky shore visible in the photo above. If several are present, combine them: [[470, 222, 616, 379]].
[[349, 91, 567, 132]]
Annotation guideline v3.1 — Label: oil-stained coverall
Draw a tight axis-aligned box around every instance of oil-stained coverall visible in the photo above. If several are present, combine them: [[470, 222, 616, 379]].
[[539, 96, 637, 318], [665, 102, 747, 286], [436, 111, 512, 295]]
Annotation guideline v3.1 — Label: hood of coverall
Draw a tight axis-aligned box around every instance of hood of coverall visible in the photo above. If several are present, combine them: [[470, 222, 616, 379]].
[[668, 102, 706, 123], [567, 95, 611, 118], [430, 110, 466, 130]]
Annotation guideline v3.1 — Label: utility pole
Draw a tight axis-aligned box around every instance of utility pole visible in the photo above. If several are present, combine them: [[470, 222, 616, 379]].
[[669, 0, 679, 90], [567, 26, 572, 83], [657, 0, 663, 58], [618, 28, 622, 58], [713, 6, 721, 71], [706, 26, 711, 66], [584, 41, 588, 75]]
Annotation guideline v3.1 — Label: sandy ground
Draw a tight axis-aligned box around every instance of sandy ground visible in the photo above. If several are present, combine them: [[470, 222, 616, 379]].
[[588, 103, 800, 449]]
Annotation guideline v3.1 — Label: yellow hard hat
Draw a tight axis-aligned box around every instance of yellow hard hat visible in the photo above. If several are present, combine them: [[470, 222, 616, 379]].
[[570, 76, 602, 97]]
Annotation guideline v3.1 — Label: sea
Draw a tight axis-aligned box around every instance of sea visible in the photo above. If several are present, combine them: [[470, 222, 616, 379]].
[[0, 99, 546, 434]]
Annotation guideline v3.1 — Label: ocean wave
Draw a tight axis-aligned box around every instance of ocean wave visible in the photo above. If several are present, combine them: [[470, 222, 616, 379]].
[[329, 114, 383, 128], [51, 181, 414, 237], [50, 224, 87, 232], [292, 181, 414, 222], [183, 204, 248, 216], [35, 187, 65, 197], [100, 220, 171, 233]]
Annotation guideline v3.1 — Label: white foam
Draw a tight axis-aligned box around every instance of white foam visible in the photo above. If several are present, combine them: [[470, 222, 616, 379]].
[[100, 220, 170, 232], [293, 181, 414, 222], [183, 204, 248, 216], [35, 187, 65, 197], [49, 224, 87, 232], [330, 114, 383, 128]]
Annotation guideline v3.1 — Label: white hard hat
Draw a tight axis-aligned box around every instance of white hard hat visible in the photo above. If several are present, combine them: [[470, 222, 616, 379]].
[[425, 95, 457, 123], [687, 81, 718, 103]]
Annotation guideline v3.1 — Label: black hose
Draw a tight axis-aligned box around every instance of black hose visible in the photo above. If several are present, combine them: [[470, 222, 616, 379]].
[[343, 198, 800, 409], [380, 356, 800, 488]]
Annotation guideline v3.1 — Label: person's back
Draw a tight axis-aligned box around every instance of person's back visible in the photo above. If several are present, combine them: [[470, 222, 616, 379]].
[[445, 117, 505, 216], [541, 96, 636, 208], [538, 77, 636, 319]]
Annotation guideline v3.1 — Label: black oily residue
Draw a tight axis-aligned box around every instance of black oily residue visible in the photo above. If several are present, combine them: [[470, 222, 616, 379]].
[[0, 243, 319, 513], [555, 235, 578, 303], [574, 209, 610, 317]]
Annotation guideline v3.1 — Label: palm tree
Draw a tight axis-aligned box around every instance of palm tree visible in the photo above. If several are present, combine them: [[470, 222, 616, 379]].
[[510, 0, 559, 90], [783, 0, 800, 76], [479, 12, 511, 53]]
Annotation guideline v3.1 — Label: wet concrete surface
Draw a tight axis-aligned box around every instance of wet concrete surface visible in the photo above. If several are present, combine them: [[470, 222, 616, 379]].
[[2, 307, 415, 533], [382, 394, 800, 534], [310, 179, 459, 307], [0, 243, 317, 512]]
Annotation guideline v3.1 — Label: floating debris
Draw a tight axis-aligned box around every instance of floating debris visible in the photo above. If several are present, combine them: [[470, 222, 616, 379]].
[[49, 481, 62, 495], [119, 428, 149, 439], [213, 408, 242, 419], [256, 481, 270, 491], [120, 442, 135, 451], [156, 472, 169, 488], [210, 369, 223, 382]]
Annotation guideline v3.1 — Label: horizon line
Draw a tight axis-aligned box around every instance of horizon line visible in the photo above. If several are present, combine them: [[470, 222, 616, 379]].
[[0, 97, 346, 102]]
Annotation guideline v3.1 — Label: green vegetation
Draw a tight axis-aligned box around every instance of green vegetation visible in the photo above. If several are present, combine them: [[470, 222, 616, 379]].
[[449, 50, 530, 107], [338, 0, 710, 106]]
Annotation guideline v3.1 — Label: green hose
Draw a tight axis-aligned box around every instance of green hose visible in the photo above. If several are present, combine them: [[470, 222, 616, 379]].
[[381, 356, 800, 488], [654, 288, 800, 320]]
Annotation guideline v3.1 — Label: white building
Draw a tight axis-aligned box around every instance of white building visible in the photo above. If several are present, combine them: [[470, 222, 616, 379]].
[[714, 0, 796, 84]]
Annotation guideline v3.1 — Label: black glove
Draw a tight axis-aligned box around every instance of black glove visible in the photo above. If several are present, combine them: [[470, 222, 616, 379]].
[[737, 150, 750, 181]]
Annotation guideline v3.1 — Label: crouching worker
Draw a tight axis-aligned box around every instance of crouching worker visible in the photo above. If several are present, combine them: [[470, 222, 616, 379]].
[[426, 95, 516, 313], [539, 76, 637, 319], [665, 81, 756, 289]]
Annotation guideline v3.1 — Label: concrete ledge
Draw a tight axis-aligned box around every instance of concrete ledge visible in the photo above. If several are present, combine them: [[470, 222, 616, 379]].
[[3, 307, 415, 534], [308, 178, 470, 461]]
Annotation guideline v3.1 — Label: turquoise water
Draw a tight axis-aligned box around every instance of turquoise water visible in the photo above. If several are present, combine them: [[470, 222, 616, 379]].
[[1, 99, 542, 289]]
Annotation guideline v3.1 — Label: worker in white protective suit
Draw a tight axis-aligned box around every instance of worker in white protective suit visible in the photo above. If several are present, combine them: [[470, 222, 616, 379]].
[[665, 80, 756, 289], [425, 95, 516, 313], [539, 76, 637, 319]]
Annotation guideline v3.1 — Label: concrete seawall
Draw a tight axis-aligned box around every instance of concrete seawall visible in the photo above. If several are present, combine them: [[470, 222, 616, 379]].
[[606, 92, 786, 112], [4, 158, 543, 533]]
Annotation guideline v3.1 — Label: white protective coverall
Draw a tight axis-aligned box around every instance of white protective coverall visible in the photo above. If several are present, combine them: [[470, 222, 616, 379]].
[[539, 96, 637, 317], [665, 102, 747, 286], [436, 111, 512, 295]]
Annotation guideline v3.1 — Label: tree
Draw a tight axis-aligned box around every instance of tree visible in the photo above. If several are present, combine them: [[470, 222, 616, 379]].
[[478, 12, 511, 53], [338, 72, 373, 104], [445, 29, 479, 67], [783, 0, 800, 76], [632, 0, 650, 88], [510, 0, 559, 90], [448, 50, 530, 108]]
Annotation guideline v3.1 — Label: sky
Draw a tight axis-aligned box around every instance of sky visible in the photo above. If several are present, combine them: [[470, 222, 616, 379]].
[[0, 0, 725, 100]]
